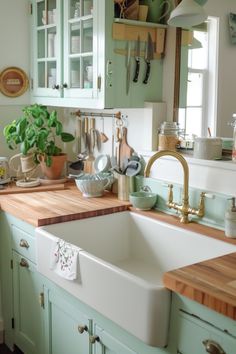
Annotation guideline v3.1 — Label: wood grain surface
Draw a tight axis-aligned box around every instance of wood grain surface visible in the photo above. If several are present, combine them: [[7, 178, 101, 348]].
[[0, 186, 130, 226], [163, 253, 236, 320], [119, 127, 134, 170], [0, 182, 66, 195]]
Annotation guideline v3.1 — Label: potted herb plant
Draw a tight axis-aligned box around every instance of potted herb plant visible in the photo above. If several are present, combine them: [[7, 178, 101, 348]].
[[3, 104, 75, 180]]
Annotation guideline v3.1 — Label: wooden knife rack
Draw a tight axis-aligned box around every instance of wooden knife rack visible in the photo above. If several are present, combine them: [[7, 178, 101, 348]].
[[112, 19, 167, 59]]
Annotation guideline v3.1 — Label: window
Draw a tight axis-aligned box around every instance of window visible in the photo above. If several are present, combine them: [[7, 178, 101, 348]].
[[178, 17, 219, 138]]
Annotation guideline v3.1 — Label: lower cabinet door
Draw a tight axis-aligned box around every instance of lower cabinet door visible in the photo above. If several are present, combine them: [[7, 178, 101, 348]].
[[44, 287, 91, 354], [93, 323, 137, 354], [177, 311, 236, 354], [13, 251, 44, 354]]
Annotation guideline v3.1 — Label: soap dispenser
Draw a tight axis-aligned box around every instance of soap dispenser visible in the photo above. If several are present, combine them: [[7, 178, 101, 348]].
[[225, 197, 236, 238]]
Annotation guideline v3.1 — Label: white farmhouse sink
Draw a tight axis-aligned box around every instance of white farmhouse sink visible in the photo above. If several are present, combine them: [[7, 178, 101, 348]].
[[36, 211, 236, 347]]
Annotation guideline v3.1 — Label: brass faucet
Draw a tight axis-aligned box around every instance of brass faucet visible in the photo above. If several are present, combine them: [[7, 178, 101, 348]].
[[144, 150, 205, 223]]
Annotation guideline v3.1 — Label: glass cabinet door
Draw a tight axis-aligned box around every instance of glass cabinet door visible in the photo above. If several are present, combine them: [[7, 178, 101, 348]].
[[63, 0, 96, 98], [33, 0, 62, 97]]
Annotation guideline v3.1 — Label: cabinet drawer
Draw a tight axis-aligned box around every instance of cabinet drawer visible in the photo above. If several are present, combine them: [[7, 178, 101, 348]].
[[177, 311, 236, 354], [11, 225, 36, 263]]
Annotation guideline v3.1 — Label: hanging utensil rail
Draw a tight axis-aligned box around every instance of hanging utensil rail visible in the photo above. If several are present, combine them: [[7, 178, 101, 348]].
[[72, 110, 122, 120]]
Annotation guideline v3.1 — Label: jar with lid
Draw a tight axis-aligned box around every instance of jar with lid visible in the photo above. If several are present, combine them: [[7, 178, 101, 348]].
[[158, 121, 180, 151], [0, 157, 10, 184]]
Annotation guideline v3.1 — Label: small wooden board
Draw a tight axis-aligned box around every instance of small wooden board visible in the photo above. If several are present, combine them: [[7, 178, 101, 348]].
[[119, 127, 134, 170], [0, 183, 66, 195]]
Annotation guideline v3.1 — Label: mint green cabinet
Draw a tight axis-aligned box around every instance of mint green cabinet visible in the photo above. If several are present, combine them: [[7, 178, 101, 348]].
[[93, 323, 136, 354], [43, 286, 91, 354], [176, 312, 236, 354], [12, 251, 45, 354], [42, 278, 170, 354], [169, 294, 236, 354], [0, 213, 14, 350], [43, 283, 137, 354], [0, 213, 45, 354], [31, 0, 164, 108]]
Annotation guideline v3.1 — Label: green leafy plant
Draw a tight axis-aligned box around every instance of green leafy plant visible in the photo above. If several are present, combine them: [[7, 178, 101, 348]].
[[3, 104, 74, 167]]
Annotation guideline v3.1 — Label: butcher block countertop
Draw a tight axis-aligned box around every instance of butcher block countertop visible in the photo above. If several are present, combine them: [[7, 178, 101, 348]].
[[163, 253, 236, 320], [1, 184, 236, 321], [0, 184, 130, 226]]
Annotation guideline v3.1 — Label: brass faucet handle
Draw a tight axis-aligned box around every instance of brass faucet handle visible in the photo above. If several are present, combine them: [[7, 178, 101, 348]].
[[167, 184, 174, 204], [197, 192, 205, 217]]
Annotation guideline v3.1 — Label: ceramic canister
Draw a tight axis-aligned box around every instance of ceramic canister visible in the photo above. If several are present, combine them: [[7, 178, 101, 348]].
[[193, 137, 222, 160]]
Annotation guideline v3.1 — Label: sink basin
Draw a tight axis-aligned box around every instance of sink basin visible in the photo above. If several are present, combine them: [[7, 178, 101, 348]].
[[36, 211, 236, 347]]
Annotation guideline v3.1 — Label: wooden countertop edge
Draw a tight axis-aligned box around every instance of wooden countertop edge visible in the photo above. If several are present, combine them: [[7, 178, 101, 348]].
[[163, 270, 236, 320], [0, 201, 130, 227], [36, 205, 130, 227]]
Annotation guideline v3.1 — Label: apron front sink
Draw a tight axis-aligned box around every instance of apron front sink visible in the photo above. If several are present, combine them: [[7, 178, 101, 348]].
[[36, 211, 236, 347]]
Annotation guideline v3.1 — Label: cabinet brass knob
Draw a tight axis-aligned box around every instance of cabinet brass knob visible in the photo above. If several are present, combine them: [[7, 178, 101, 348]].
[[78, 325, 88, 334], [19, 258, 29, 268], [203, 339, 226, 354], [19, 239, 29, 249], [89, 335, 100, 344]]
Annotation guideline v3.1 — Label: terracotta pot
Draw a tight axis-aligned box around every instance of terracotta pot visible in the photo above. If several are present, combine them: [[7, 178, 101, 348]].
[[39, 153, 67, 180]]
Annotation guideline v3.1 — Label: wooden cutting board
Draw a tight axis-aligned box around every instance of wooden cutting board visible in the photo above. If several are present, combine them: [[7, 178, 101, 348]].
[[119, 127, 134, 170], [0, 183, 67, 195]]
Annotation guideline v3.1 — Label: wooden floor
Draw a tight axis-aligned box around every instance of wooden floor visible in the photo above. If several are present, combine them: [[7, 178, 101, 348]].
[[0, 344, 23, 354]]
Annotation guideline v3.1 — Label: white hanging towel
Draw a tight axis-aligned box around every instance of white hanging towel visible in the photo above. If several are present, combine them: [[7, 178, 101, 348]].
[[50, 239, 80, 281]]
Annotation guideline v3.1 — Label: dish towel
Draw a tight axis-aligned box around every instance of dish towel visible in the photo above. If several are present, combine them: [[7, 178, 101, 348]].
[[50, 239, 80, 281]]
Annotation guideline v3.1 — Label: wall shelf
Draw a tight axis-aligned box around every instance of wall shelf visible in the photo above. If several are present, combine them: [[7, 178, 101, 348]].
[[114, 18, 167, 28], [113, 19, 166, 56]]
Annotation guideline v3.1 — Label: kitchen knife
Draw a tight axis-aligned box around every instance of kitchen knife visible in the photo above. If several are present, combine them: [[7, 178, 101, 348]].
[[143, 32, 154, 85], [133, 36, 141, 83], [126, 41, 131, 95]]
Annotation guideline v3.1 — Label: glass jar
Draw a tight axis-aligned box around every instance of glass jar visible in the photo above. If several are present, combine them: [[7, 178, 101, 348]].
[[158, 122, 180, 151], [0, 157, 10, 184]]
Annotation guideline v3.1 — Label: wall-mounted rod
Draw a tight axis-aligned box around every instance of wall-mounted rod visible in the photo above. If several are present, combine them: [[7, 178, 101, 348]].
[[72, 110, 121, 120]]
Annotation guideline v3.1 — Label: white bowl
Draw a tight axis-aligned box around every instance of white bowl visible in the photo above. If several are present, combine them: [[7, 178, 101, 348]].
[[75, 176, 110, 197]]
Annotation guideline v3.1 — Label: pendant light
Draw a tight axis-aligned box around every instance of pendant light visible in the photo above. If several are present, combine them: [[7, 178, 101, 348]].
[[168, 0, 207, 28]]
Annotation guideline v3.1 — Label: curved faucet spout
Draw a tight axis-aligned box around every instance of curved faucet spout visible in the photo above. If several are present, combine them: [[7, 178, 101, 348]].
[[144, 150, 204, 223]]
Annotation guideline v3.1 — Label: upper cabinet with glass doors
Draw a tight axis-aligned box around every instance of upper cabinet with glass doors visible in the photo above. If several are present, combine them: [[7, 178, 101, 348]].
[[31, 0, 166, 109], [33, 0, 62, 98]]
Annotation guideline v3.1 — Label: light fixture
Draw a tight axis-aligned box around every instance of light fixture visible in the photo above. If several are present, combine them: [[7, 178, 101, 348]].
[[168, 0, 207, 28]]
